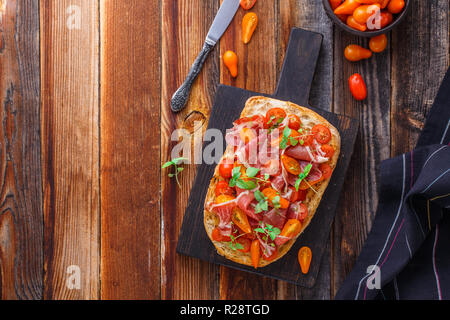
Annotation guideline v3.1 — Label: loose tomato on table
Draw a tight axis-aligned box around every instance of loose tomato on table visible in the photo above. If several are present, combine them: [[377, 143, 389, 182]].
[[348, 73, 367, 101], [232, 208, 252, 234], [311, 124, 332, 144], [242, 12, 258, 44], [219, 162, 234, 179], [223, 50, 238, 78], [298, 246, 312, 274], [320, 144, 335, 158], [369, 34, 388, 53], [262, 188, 290, 209], [240, 0, 256, 10], [287, 114, 301, 131], [281, 154, 302, 176], [215, 180, 234, 197], [251, 240, 260, 268], [344, 44, 372, 62]]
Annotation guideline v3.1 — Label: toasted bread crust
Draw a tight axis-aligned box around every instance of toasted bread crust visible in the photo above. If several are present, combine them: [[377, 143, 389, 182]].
[[204, 97, 341, 267]]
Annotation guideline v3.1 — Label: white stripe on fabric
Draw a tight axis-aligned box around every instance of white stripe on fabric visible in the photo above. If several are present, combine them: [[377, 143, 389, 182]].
[[405, 232, 412, 258], [440, 119, 450, 144], [354, 155, 406, 300], [393, 277, 400, 300], [423, 146, 446, 169], [422, 168, 450, 194], [433, 224, 442, 300]]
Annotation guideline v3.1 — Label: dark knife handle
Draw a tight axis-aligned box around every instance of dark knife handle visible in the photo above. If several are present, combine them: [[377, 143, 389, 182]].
[[171, 42, 214, 113]]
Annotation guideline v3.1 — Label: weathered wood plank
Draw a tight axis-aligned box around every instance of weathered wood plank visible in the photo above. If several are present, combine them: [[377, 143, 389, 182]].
[[41, 0, 100, 299], [331, 29, 391, 297], [161, 0, 220, 299], [218, 0, 285, 300], [391, 0, 449, 156], [0, 0, 42, 300], [100, 0, 161, 300]]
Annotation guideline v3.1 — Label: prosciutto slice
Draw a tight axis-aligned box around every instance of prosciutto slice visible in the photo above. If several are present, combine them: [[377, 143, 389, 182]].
[[213, 202, 235, 231], [263, 208, 287, 230], [285, 145, 314, 161]]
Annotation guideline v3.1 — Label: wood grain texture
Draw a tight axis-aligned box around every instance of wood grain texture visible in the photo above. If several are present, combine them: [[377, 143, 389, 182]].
[[331, 30, 392, 297], [391, 0, 449, 156], [161, 0, 220, 300], [0, 0, 43, 300], [41, 0, 99, 299], [100, 0, 161, 300], [219, 0, 282, 300]]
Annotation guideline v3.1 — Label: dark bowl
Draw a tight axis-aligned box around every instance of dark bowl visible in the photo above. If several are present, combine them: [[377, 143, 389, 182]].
[[322, 0, 411, 37]]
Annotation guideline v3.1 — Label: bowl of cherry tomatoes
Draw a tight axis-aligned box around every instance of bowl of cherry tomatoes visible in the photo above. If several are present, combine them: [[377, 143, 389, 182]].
[[323, 0, 410, 37]]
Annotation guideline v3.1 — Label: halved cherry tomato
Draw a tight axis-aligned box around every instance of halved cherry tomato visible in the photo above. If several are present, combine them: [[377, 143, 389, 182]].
[[329, 0, 343, 11], [215, 180, 233, 197], [298, 246, 312, 274], [348, 73, 367, 101], [297, 203, 309, 221], [239, 127, 256, 144], [280, 219, 302, 240], [266, 108, 287, 127], [281, 154, 302, 176], [346, 15, 367, 32], [344, 44, 372, 62], [242, 12, 258, 44], [240, 0, 257, 10], [319, 163, 333, 180], [262, 246, 278, 261], [387, 0, 405, 14], [289, 186, 305, 202], [369, 34, 387, 53], [219, 162, 234, 179], [353, 4, 380, 24], [251, 240, 260, 268], [232, 208, 252, 234], [216, 194, 236, 205], [312, 124, 332, 144], [288, 114, 302, 131], [320, 144, 335, 158], [334, 0, 360, 15], [236, 237, 251, 253], [212, 227, 231, 242], [262, 188, 290, 209], [298, 131, 314, 146]]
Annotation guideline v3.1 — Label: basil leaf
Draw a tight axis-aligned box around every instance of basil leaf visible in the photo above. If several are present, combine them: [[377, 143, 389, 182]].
[[254, 190, 265, 202], [162, 161, 173, 169], [264, 173, 270, 181], [172, 157, 188, 164], [236, 179, 257, 190], [283, 127, 291, 138], [235, 243, 244, 250], [246, 167, 260, 178], [290, 137, 299, 146], [254, 228, 266, 234]]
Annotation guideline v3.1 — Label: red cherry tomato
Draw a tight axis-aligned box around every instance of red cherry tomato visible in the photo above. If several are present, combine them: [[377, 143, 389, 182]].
[[320, 144, 335, 158], [215, 180, 233, 197], [348, 73, 367, 101], [266, 108, 287, 127], [240, 0, 257, 10], [219, 162, 234, 179], [289, 186, 307, 202], [236, 237, 251, 253], [288, 114, 302, 130], [319, 163, 333, 180], [211, 227, 231, 242], [311, 124, 332, 144]]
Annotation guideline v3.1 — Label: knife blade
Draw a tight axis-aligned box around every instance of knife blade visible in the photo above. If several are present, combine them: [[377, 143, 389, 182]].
[[171, 0, 240, 113]]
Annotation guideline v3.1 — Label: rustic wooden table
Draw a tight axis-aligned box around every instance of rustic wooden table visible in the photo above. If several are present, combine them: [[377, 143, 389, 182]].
[[0, 0, 448, 300]]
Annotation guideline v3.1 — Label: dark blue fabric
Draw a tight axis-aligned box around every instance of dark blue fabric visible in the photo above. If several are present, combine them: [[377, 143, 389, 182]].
[[336, 68, 450, 300]]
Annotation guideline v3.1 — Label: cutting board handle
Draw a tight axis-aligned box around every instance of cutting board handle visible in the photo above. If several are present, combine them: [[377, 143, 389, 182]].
[[273, 28, 323, 107]]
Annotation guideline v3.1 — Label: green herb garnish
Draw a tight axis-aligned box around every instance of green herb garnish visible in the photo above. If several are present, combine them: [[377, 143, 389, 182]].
[[254, 190, 269, 214], [295, 163, 313, 191], [254, 223, 281, 241], [162, 157, 188, 188]]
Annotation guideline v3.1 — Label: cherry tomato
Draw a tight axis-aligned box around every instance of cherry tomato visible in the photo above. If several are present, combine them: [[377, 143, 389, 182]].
[[298, 246, 312, 274], [251, 240, 260, 268], [319, 163, 333, 180], [311, 124, 332, 144], [344, 44, 372, 62], [242, 12, 258, 44], [348, 73, 367, 101], [334, 0, 360, 15], [288, 114, 302, 130], [369, 34, 388, 53], [266, 108, 287, 127], [329, 0, 343, 11], [281, 154, 302, 176], [212, 227, 231, 242], [262, 246, 278, 261], [235, 237, 251, 253], [262, 188, 290, 209], [271, 128, 301, 148], [297, 203, 309, 221], [289, 186, 306, 202], [215, 180, 233, 197], [346, 15, 367, 32], [216, 194, 236, 205], [320, 144, 335, 158], [219, 162, 234, 179], [387, 0, 405, 14], [298, 131, 314, 146], [223, 50, 238, 78], [240, 0, 257, 10], [353, 4, 380, 24], [280, 219, 302, 239], [232, 208, 252, 234], [368, 10, 393, 30]]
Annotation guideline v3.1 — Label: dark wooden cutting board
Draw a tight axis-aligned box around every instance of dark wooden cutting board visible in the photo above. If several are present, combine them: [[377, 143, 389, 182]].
[[176, 28, 359, 288]]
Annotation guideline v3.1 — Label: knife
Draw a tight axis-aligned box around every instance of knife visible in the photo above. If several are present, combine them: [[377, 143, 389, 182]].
[[171, 0, 241, 113]]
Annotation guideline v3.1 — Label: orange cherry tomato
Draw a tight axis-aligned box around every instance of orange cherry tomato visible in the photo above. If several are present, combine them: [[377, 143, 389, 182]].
[[223, 51, 238, 78], [288, 114, 302, 131], [298, 246, 312, 274], [212, 227, 231, 242], [216, 194, 235, 205], [251, 240, 260, 268], [379, 10, 393, 28], [232, 208, 252, 234], [281, 154, 302, 176], [240, 0, 257, 10], [329, 0, 343, 10], [262, 246, 278, 261], [242, 12, 258, 44], [266, 108, 287, 126], [334, 0, 360, 15], [380, 0, 390, 9], [239, 127, 256, 144], [369, 34, 388, 53], [368, 10, 392, 30], [336, 14, 348, 23], [219, 162, 234, 179], [387, 0, 405, 14], [344, 44, 372, 62], [280, 219, 302, 239], [352, 4, 380, 24], [311, 124, 332, 144], [215, 180, 234, 197], [236, 237, 251, 253], [348, 73, 367, 101], [320, 144, 336, 159], [262, 188, 290, 209], [346, 15, 367, 32]]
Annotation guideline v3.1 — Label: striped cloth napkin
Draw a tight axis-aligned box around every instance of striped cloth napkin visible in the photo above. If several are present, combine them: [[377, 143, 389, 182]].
[[336, 67, 450, 300]]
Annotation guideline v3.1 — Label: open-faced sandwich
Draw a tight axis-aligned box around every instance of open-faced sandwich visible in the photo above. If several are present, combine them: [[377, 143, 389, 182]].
[[204, 97, 340, 268]]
